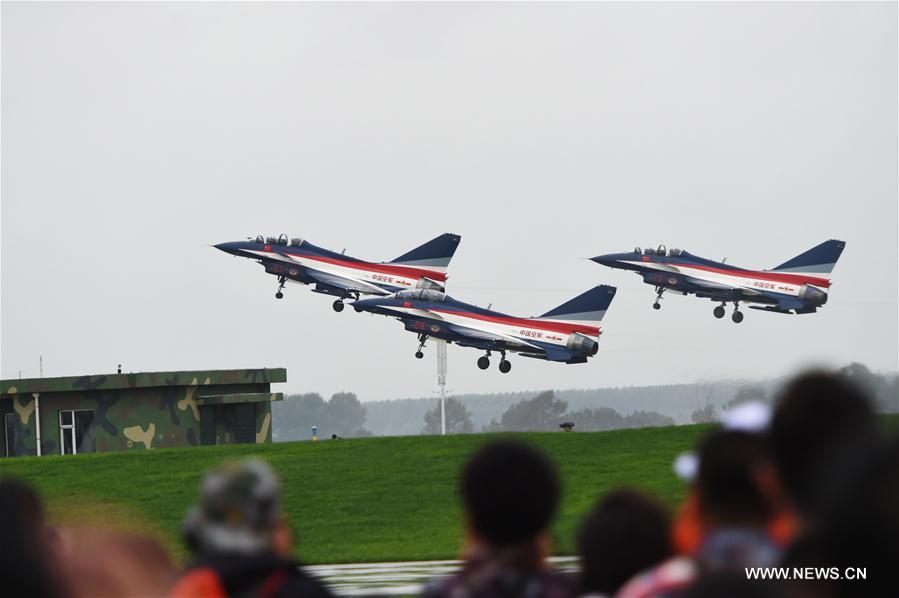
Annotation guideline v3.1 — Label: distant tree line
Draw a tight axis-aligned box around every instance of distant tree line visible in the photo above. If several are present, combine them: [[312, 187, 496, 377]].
[[688, 362, 898, 424], [272, 392, 372, 441], [422, 390, 675, 434], [270, 363, 897, 439]]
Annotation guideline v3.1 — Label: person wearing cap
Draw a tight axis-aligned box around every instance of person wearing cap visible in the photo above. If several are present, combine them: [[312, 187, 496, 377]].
[[671, 401, 795, 555], [170, 459, 332, 598], [618, 428, 783, 598]]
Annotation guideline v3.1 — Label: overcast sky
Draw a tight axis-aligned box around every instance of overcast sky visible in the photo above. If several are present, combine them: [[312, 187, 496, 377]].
[[2, 2, 896, 401]]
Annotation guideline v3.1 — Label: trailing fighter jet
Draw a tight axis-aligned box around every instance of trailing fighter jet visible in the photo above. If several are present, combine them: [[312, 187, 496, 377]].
[[215, 233, 461, 312], [591, 240, 845, 323], [352, 285, 617, 373]]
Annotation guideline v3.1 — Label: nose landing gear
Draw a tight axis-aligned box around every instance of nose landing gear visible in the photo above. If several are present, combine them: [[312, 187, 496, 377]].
[[652, 287, 664, 310], [415, 334, 428, 359], [275, 277, 286, 299]]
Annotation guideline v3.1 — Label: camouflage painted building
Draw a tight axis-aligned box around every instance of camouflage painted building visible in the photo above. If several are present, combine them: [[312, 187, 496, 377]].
[[0, 368, 285, 457]]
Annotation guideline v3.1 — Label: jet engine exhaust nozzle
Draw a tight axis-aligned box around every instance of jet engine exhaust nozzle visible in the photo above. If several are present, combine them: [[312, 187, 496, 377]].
[[799, 284, 828, 306], [566, 333, 599, 356]]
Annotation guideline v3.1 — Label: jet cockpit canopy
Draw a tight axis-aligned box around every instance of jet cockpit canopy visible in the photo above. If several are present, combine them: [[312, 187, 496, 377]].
[[290, 237, 304, 247], [396, 289, 446, 303], [258, 234, 291, 245], [633, 245, 684, 256]]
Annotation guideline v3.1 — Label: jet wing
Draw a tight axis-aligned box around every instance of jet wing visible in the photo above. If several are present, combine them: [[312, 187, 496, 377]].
[[445, 324, 541, 351], [305, 269, 389, 295], [773, 296, 806, 311], [683, 276, 740, 292], [538, 348, 581, 363]]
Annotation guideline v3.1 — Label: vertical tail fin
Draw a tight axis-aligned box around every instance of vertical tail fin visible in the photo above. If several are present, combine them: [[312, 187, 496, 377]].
[[388, 233, 461, 273], [537, 285, 617, 324], [770, 240, 846, 277]]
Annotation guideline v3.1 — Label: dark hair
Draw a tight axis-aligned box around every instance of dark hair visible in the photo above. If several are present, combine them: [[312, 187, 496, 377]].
[[679, 572, 783, 598], [460, 440, 560, 547], [0, 478, 63, 598], [577, 488, 672, 595], [769, 371, 876, 514], [696, 430, 773, 525], [784, 439, 898, 598]]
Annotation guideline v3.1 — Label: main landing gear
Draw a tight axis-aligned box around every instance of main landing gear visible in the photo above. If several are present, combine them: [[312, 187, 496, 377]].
[[415, 334, 428, 359], [275, 276, 286, 299], [714, 302, 743, 323], [652, 287, 664, 310], [334, 292, 358, 313], [477, 351, 512, 373]]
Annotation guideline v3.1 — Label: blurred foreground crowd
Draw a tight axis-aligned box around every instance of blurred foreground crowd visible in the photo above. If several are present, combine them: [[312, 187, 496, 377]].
[[2, 371, 896, 598]]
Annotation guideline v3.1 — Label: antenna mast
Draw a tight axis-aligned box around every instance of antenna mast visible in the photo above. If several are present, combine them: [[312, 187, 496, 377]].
[[437, 340, 447, 436]]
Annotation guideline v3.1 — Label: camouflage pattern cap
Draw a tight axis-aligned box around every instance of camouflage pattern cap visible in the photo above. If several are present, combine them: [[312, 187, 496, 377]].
[[188, 459, 282, 554]]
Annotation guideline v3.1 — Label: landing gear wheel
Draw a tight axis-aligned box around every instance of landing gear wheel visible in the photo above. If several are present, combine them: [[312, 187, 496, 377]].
[[477, 356, 490, 370], [652, 302, 661, 310], [713, 305, 725, 319], [415, 351, 424, 359], [498, 360, 512, 374], [732, 310, 744, 324], [275, 292, 283, 299], [332, 300, 345, 313]]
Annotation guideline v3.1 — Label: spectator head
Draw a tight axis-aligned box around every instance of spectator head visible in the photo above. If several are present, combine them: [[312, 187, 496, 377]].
[[0, 478, 64, 597], [183, 459, 285, 555], [696, 430, 776, 528], [461, 440, 560, 548], [769, 371, 877, 516], [679, 572, 783, 598], [55, 529, 176, 598], [577, 488, 672, 596], [784, 439, 898, 598]]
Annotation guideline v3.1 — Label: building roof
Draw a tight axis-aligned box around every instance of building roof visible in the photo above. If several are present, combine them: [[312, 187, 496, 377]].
[[1, 368, 286, 395]]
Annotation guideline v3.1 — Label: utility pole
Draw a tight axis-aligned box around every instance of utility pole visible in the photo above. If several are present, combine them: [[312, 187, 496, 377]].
[[437, 340, 447, 436]]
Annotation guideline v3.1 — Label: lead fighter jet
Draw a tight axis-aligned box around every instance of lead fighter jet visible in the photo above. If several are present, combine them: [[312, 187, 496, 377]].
[[215, 233, 461, 312], [592, 240, 845, 323], [352, 285, 617, 373]]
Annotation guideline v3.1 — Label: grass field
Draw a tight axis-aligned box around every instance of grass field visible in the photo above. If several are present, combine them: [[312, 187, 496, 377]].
[[0, 424, 725, 564]]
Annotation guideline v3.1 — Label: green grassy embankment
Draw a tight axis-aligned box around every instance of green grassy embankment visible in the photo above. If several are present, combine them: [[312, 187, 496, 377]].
[[0, 424, 716, 564]]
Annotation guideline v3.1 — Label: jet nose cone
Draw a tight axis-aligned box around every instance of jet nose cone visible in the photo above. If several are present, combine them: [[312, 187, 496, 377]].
[[214, 241, 242, 256], [352, 298, 380, 311], [591, 254, 622, 268], [352, 297, 393, 314]]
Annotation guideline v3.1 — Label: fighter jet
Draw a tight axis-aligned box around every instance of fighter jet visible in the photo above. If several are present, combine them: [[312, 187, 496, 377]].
[[591, 240, 845, 323], [352, 285, 617, 372], [215, 233, 461, 312]]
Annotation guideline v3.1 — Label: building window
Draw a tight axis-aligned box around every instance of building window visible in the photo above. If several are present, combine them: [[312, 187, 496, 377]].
[[59, 410, 96, 455]]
